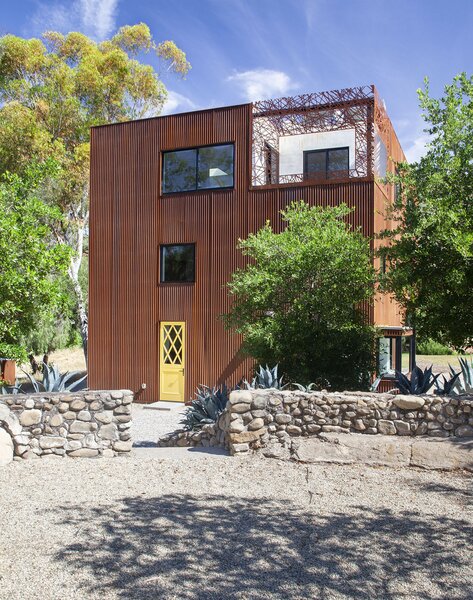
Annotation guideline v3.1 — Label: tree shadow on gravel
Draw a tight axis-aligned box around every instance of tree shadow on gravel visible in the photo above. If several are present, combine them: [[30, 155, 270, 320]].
[[53, 494, 472, 600]]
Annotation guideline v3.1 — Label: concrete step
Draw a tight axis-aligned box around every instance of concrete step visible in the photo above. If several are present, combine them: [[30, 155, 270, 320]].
[[287, 433, 473, 471]]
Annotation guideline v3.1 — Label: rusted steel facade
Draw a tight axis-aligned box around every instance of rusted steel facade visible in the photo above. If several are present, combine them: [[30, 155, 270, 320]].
[[89, 86, 407, 402]]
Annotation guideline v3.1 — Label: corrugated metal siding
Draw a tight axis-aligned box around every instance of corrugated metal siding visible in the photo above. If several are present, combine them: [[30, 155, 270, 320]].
[[89, 103, 401, 402]]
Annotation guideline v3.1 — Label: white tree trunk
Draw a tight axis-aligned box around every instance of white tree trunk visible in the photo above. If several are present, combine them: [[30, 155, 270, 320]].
[[69, 261, 88, 365], [66, 201, 89, 365]]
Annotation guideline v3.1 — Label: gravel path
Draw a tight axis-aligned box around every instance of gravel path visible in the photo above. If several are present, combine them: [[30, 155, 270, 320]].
[[132, 403, 185, 446], [0, 454, 471, 600]]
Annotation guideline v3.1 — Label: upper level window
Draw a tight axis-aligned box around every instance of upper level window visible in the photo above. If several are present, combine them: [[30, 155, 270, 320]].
[[162, 144, 234, 193], [303, 147, 349, 180], [160, 244, 195, 283]]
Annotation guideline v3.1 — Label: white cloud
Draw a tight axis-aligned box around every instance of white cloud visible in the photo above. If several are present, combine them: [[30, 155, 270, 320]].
[[404, 135, 429, 163], [30, 0, 119, 40], [161, 91, 197, 115], [227, 69, 297, 101], [80, 0, 118, 39]]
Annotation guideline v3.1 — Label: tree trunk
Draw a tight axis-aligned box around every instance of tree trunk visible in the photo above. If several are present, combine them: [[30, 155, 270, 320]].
[[71, 271, 88, 365], [67, 219, 88, 366]]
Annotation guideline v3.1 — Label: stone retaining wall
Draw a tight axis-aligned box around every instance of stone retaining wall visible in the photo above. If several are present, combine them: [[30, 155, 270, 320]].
[[0, 390, 133, 462], [158, 411, 229, 448], [226, 390, 473, 455]]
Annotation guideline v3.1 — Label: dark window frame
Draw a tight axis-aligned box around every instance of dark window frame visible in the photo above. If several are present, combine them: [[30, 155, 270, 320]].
[[162, 142, 235, 195], [159, 243, 196, 284], [303, 146, 349, 180]]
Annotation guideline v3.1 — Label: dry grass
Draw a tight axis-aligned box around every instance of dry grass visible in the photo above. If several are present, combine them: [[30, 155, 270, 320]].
[[402, 353, 471, 374], [20, 346, 86, 376]]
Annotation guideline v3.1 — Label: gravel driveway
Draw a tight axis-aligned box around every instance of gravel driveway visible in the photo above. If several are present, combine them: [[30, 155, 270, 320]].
[[0, 452, 471, 600], [131, 402, 185, 447]]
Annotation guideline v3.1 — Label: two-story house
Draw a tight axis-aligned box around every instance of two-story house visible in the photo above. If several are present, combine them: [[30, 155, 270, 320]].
[[88, 85, 414, 403]]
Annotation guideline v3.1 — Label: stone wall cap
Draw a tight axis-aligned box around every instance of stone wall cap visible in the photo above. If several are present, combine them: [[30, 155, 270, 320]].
[[394, 395, 426, 410], [229, 390, 252, 404]]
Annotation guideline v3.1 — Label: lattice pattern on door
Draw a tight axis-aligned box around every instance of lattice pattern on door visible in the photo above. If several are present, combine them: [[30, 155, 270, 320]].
[[162, 324, 183, 365]]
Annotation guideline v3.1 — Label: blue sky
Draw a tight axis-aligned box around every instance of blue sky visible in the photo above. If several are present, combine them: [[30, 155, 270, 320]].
[[2, 0, 473, 161]]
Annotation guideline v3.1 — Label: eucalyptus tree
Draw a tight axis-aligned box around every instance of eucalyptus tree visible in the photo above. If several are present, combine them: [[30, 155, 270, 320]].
[[0, 24, 190, 359]]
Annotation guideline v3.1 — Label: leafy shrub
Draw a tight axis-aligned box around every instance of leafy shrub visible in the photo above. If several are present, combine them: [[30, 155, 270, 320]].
[[416, 338, 455, 356], [224, 202, 377, 391], [181, 385, 229, 431], [395, 365, 439, 395]]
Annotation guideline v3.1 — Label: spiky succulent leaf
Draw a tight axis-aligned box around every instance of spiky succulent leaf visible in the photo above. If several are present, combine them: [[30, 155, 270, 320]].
[[454, 357, 473, 394], [434, 369, 460, 396], [288, 382, 316, 392], [180, 384, 230, 431], [246, 365, 284, 389], [0, 379, 23, 395], [395, 365, 439, 395]]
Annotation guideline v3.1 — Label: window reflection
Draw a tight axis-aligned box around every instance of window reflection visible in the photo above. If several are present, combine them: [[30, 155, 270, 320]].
[[160, 244, 195, 283], [163, 144, 234, 193]]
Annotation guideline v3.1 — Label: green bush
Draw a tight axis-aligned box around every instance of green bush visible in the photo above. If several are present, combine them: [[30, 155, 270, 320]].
[[416, 338, 455, 355], [225, 202, 376, 391]]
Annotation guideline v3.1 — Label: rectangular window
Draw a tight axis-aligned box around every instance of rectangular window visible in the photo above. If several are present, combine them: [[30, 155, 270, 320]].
[[378, 337, 394, 376], [303, 147, 349, 180], [162, 144, 234, 193], [160, 244, 195, 283], [162, 149, 197, 193]]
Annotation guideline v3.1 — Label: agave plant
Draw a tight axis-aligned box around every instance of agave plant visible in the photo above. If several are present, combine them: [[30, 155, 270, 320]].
[[0, 379, 22, 395], [243, 364, 284, 390], [434, 369, 461, 396], [291, 382, 317, 392], [21, 362, 87, 393], [453, 357, 473, 394], [181, 384, 229, 431], [395, 365, 440, 395]]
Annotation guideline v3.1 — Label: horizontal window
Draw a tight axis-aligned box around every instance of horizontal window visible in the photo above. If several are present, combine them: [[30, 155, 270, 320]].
[[160, 244, 195, 283], [303, 147, 349, 179], [162, 144, 234, 193]]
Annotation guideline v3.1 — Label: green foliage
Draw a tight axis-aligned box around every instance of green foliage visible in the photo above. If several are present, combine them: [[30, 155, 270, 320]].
[[395, 365, 440, 395], [416, 338, 455, 356], [181, 385, 229, 431], [380, 73, 473, 350], [0, 25, 190, 139], [19, 274, 81, 354], [0, 26, 190, 354], [0, 162, 71, 358], [224, 202, 377, 390]]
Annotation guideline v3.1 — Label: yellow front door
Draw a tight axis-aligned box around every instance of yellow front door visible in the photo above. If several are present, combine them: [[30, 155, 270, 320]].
[[160, 322, 185, 402]]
